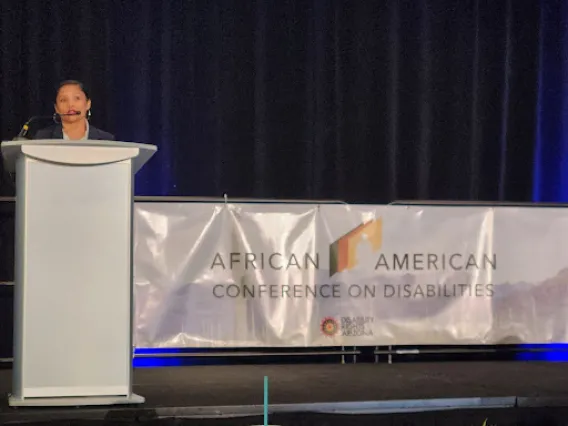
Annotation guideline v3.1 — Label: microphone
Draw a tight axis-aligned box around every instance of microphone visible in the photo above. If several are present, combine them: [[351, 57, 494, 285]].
[[14, 111, 82, 140]]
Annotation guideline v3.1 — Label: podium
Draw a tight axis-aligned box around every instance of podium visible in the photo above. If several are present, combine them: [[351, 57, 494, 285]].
[[0, 139, 157, 407]]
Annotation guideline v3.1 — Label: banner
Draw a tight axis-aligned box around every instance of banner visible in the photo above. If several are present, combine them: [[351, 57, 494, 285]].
[[133, 203, 568, 347]]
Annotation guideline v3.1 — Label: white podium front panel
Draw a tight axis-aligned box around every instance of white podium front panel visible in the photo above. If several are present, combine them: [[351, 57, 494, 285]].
[[13, 154, 133, 399]]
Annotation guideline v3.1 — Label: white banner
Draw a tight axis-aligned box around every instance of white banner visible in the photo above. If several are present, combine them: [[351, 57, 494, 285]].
[[133, 203, 568, 347]]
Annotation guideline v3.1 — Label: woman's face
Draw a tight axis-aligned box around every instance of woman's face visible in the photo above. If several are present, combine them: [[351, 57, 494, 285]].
[[54, 84, 91, 123]]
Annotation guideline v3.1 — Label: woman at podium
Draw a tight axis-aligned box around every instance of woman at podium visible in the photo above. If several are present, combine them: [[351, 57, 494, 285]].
[[34, 80, 114, 141]]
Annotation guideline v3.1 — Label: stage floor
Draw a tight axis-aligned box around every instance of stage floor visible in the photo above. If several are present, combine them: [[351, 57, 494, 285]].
[[2, 361, 568, 424]]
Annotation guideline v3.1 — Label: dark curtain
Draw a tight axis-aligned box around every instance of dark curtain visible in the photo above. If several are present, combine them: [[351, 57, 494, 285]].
[[0, 0, 547, 203], [533, 0, 568, 202]]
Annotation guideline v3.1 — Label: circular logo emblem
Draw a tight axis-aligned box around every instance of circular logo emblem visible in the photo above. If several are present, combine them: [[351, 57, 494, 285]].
[[320, 317, 338, 337]]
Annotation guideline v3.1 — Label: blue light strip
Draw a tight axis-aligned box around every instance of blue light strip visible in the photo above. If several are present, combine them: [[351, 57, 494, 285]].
[[515, 344, 568, 362]]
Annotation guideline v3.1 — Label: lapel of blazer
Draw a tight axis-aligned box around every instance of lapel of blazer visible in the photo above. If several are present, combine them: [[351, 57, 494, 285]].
[[52, 125, 64, 139], [88, 126, 100, 140]]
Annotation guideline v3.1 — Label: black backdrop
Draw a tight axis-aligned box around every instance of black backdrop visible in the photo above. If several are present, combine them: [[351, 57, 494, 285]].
[[0, 0, 545, 203]]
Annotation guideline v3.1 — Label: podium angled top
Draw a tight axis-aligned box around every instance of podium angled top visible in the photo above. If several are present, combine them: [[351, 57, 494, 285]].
[[1, 139, 157, 173]]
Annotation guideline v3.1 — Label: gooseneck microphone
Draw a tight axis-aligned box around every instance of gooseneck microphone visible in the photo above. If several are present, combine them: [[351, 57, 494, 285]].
[[15, 111, 82, 140]]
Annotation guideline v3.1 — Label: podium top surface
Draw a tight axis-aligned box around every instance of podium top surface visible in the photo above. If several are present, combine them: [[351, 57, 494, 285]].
[[1, 139, 157, 173]]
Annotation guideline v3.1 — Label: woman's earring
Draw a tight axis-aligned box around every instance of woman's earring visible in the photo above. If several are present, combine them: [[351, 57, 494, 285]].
[[52, 113, 61, 123], [87, 109, 92, 120]]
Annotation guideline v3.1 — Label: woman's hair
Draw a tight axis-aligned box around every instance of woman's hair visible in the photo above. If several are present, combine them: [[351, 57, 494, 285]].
[[56, 80, 90, 100]]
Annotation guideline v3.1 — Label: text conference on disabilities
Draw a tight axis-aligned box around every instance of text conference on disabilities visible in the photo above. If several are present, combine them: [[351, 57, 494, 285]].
[[211, 282, 496, 299]]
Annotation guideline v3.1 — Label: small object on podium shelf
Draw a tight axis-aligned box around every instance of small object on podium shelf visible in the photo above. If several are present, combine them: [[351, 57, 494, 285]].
[[1, 139, 157, 408], [250, 375, 279, 426]]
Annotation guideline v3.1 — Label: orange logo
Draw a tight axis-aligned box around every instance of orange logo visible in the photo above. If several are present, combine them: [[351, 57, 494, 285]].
[[320, 317, 339, 337], [329, 219, 382, 276]]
